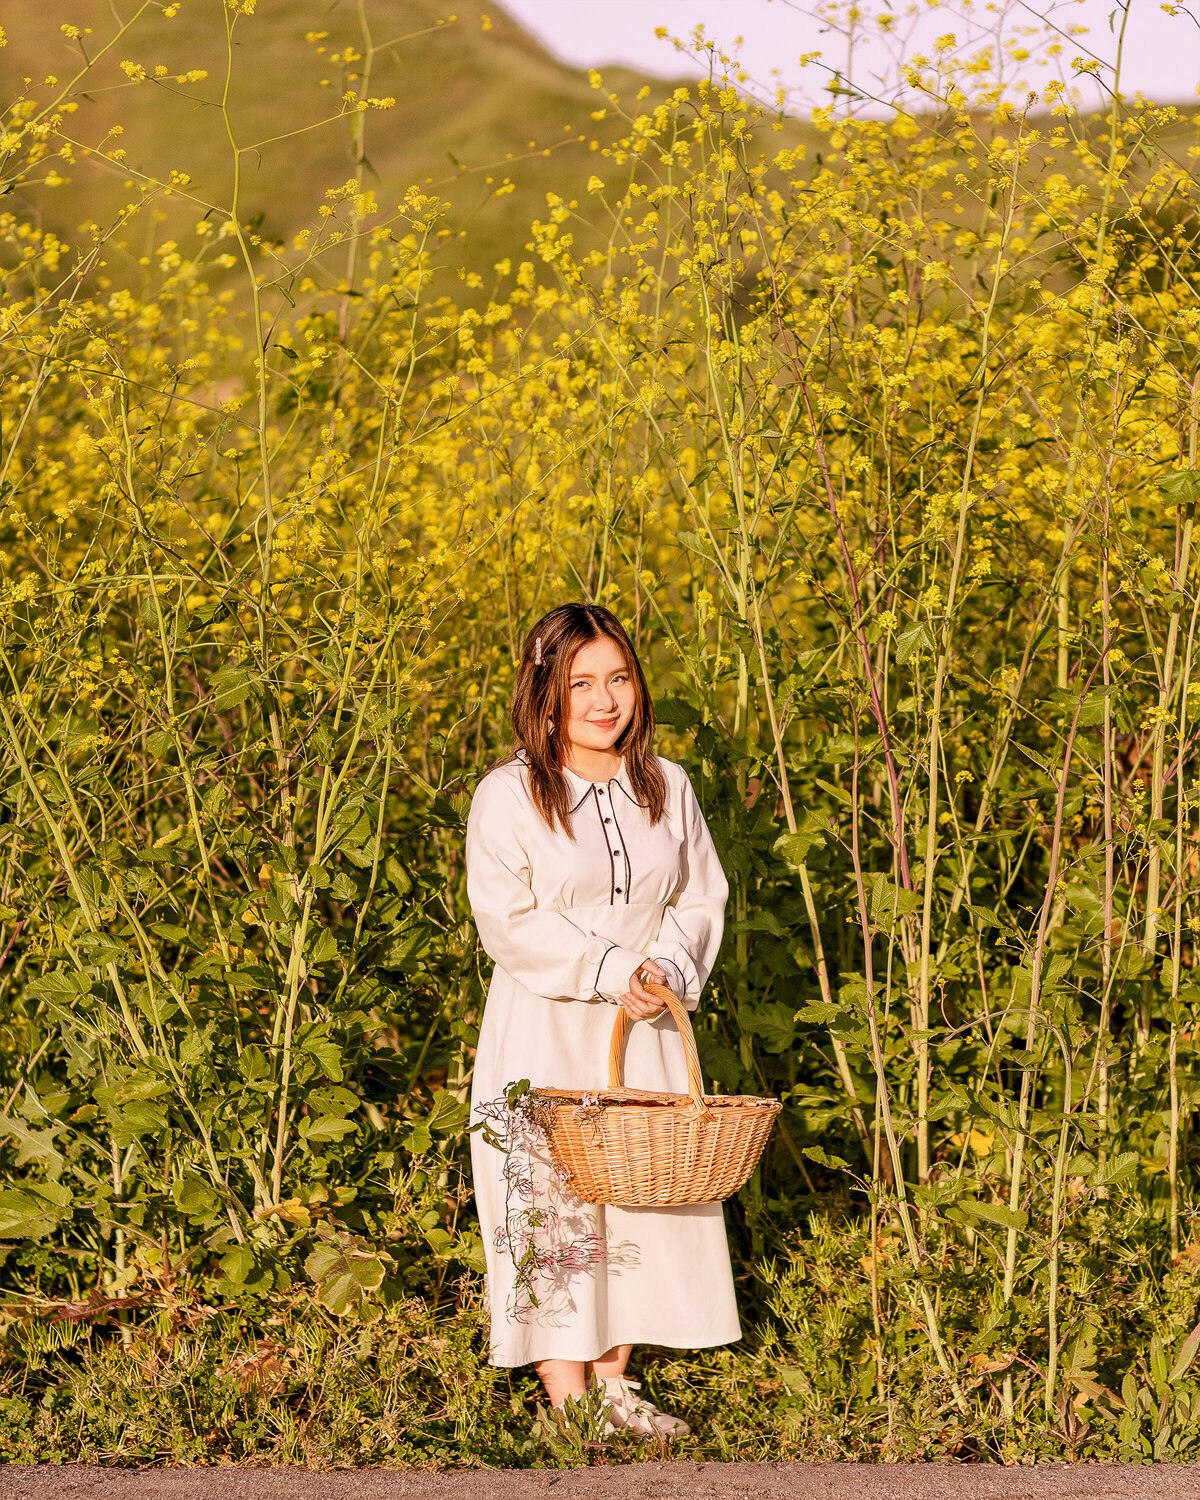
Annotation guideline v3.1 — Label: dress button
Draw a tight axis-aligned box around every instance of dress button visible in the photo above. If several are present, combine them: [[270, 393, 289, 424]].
[[615, 887, 622, 894], [613, 848, 620, 856], [604, 817, 611, 824]]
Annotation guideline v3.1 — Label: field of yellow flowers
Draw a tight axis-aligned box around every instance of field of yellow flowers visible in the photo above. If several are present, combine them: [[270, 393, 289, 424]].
[[2, 0, 1200, 1468]]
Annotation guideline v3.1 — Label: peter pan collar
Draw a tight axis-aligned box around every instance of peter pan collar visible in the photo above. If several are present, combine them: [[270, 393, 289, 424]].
[[514, 748, 644, 812]]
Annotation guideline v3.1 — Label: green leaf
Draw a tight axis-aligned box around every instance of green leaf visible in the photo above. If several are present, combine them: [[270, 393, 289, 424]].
[[1158, 469, 1200, 509], [188, 598, 233, 631], [731, 910, 787, 936], [451, 1231, 489, 1275], [179, 1024, 214, 1066], [146, 729, 174, 759], [685, 458, 719, 488], [792, 1000, 838, 1023], [306, 928, 339, 965], [119, 1100, 169, 1135], [329, 870, 361, 902], [1169, 1323, 1200, 1384], [150, 922, 190, 944], [3, 1118, 64, 1169], [1151, 1334, 1170, 1388], [341, 837, 379, 870], [382, 854, 413, 896], [0, 1182, 72, 1239], [328, 794, 371, 847], [867, 872, 921, 924], [803, 1145, 852, 1172], [238, 1044, 271, 1083], [674, 528, 721, 567], [404, 1120, 433, 1155], [1076, 691, 1107, 727], [427, 794, 466, 831], [1093, 1151, 1139, 1188], [25, 971, 92, 1001], [221, 1243, 256, 1284], [301, 1115, 358, 1143], [376, 917, 431, 970], [172, 1172, 220, 1215], [1014, 741, 1054, 776], [896, 622, 935, 663], [224, 965, 278, 994], [425, 1088, 471, 1134], [1045, 953, 1073, 988], [304, 1038, 344, 1082], [309, 1086, 359, 1118], [304, 1231, 390, 1316], [132, 983, 178, 1026], [958, 1200, 1028, 1231], [746, 1001, 796, 1053], [208, 663, 261, 711], [653, 696, 699, 731], [774, 812, 829, 869], [1071, 1373, 1120, 1407]]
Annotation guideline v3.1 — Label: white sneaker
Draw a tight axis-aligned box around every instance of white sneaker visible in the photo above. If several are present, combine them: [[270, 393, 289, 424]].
[[600, 1375, 691, 1437]]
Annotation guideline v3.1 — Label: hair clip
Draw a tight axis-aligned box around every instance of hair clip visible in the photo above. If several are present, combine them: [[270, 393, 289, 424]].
[[533, 635, 543, 666]]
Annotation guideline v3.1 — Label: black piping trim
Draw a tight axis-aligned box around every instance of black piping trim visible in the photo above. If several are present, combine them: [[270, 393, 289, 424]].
[[511, 746, 644, 824], [610, 779, 648, 809], [512, 748, 592, 813], [608, 788, 633, 905], [589, 785, 615, 905], [594, 941, 618, 998]]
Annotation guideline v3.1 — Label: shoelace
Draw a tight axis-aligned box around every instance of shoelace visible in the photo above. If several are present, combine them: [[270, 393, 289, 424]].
[[602, 1376, 654, 1418], [597, 1377, 690, 1440]]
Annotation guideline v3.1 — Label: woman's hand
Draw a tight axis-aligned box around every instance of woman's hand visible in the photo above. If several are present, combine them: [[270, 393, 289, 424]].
[[619, 961, 668, 1021]]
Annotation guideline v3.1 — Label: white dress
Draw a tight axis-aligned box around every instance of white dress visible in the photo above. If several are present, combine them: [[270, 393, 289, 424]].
[[465, 750, 741, 1368]]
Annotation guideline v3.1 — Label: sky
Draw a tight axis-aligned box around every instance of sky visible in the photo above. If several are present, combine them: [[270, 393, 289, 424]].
[[503, 0, 1200, 112]]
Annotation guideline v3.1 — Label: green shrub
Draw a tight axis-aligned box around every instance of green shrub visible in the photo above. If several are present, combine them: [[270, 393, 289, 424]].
[[1, 0, 1199, 1461]]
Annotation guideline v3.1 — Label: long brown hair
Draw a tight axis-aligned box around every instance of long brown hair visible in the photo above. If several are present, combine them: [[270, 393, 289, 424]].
[[510, 603, 666, 835]]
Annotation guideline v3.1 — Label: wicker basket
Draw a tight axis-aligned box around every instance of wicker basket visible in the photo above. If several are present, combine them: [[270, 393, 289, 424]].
[[534, 982, 781, 1207]]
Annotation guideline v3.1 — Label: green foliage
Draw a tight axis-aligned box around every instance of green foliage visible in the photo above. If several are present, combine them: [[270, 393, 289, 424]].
[[1, 0, 1200, 1465], [5, 0, 781, 290], [2, 1217, 1200, 1464]]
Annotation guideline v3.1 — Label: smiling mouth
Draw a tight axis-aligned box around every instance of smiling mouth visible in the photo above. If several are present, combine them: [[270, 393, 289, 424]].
[[591, 717, 619, 729]]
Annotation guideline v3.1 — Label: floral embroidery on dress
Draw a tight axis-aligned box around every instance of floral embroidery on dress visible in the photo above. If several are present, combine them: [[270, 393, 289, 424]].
[[476, 1080, 606, 1322]]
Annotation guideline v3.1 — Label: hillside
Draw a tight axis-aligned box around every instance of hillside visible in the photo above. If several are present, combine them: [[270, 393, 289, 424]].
[[0, 0, 808, 278], [4, 2, 1188, 303]]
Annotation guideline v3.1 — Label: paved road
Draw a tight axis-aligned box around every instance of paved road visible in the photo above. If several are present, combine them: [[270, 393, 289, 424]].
[[2, 1464, 1196, 1500]]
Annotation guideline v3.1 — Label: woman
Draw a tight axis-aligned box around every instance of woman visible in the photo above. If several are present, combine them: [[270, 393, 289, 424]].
[[465, 602, 737, 1437]]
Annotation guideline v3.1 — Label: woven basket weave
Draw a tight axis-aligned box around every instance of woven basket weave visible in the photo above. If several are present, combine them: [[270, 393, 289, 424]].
[[534, 981, 781, 1207]]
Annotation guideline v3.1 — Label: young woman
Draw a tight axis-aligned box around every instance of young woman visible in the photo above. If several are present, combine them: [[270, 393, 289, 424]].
[[464, 602, 737, 1436]]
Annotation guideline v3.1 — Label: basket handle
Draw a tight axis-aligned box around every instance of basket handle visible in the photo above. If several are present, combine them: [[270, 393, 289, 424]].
[[607, 979, 706, 1106]]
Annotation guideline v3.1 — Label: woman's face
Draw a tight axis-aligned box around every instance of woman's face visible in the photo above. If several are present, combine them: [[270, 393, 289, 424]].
[[562, 636, 637, 755]]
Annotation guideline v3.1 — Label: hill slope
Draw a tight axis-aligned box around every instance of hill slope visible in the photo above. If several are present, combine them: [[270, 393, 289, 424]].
[[2, 0, 774, 274]]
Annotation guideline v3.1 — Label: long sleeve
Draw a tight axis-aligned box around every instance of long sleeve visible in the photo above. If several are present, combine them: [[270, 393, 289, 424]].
[[465, 771, 646, 1003], [649, 771, 729, 1011]]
